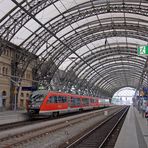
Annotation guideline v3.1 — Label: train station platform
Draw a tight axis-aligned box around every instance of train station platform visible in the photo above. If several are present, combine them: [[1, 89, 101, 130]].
[[0, 110, 27, 125], [115, 105, 148, 148]]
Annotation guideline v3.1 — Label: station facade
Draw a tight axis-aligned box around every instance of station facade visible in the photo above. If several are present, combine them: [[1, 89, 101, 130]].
[[0, 43, 35, 110]]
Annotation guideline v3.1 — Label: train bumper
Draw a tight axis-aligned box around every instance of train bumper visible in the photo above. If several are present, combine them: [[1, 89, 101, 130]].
[[28, 108, 40, 114]]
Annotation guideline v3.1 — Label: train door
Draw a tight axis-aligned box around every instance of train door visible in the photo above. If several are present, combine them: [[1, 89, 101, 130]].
[[67, 96, 71, 108]]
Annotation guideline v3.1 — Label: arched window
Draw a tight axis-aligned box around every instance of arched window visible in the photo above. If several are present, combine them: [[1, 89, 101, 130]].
[[27, 73, 30, 79], [21, 93, 24, 97], [2, 67, 5, 74], [26, 93, 29, 97], [2, 91, 6, 96], [3, 50, 6, 55], [6, 68, 8, 74], [6, 50, 9, 56], [20, 99, 24, 107]]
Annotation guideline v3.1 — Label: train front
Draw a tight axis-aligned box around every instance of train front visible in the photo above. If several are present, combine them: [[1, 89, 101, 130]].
[[26, 90, 48, 116]]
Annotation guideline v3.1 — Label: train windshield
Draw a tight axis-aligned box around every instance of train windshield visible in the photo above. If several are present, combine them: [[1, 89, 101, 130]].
[[30, 90, 48, 102]]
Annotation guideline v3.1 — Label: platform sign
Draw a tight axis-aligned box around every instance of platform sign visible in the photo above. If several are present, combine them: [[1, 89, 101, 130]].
[[21, 86, 37, 91], [143, 87, 148, 92], [137, 46, 148, 55]]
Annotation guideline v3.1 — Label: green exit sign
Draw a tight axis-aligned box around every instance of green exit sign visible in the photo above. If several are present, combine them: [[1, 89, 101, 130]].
[[137, 45, 148, 55]]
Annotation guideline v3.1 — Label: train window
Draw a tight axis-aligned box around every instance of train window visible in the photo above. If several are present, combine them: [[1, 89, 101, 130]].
[[57, 96, 63, 103], [76, 98, 81, 105], [57, 96, 67, 103], [95, 99, 97, 103], [47, 96, 58, 103], [90, 99, 94, 103], [47, 96, 67, 103], [54, 96, 58, 103], [36, 95, 44, 102], [71, 98, 81, 106], [62, 97, 67, 103], [30, 94, 44, 102], [71, 98, 76, 106], [93, 99, 96, 103], [47, 96, 54, 103], [82, 98, 89, 106]]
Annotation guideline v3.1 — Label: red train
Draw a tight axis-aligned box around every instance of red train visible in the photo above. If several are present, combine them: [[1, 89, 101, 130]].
[[26, 90, 111, 117]]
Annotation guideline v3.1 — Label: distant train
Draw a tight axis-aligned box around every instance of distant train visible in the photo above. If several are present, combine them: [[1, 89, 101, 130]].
[[26, 90, 111, 117]]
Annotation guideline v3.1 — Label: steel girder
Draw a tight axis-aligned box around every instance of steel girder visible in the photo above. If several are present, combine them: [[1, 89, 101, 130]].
[[58, 35, 145, 77], [69, 50, 143, 77], [65, 42, 144, 68], [35, 27, 147, 86], [58, 48, 144, 95], [82, 63, 143, 88], [14, 17, 148, 76], [1, 2, 148, 60], [64, 54, 144, 93], [43, 23, 148, 70], [1, 1, 148, 41]]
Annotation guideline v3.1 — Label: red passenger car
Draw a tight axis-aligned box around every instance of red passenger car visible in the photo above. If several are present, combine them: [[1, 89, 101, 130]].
[[26, 90, 110, 117]]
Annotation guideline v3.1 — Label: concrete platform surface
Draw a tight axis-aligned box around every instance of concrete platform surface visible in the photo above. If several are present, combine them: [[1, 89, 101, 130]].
[[0, 110, 27, 125], [115, 106, 148, 148]]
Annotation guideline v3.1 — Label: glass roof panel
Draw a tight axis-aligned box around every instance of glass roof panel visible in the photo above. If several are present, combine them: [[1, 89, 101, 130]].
[[0, 0, 16, 20], [54, 1, 67, 12], [35, 4, 60, 23], [59, 58, 73, 70], [11, 26, 32, 45], [60, 0, 87, 10], [47, 36, 57, 45], [76, 46, 90, 56], [36, 43, 47, 56], [16, 0, 25, 2], [87, 43, 96, 50], [24, 19, 41, 33], [57, 25, 73, 38]]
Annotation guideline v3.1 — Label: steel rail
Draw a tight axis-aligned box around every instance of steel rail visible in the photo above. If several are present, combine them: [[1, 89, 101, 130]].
[[65, 106, 129, 148], [0, 107, 120, 147]]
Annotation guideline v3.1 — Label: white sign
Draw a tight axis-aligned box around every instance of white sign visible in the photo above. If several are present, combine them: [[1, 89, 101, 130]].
[[139, 46, 146, 54]]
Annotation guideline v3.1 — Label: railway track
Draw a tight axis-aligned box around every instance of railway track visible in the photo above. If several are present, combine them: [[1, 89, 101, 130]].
[[0, 106, 123, 148], [0, 108, 106, 131], [0, 118, 50, 131], [64, 106, 129, 148]]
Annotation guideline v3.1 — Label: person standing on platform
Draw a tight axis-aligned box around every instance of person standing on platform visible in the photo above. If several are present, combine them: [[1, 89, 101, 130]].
[[138, 100, 142, 113], [145, 103, 148, 117], [141, 99, 147, 118], [145, 102, 148, 125]]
